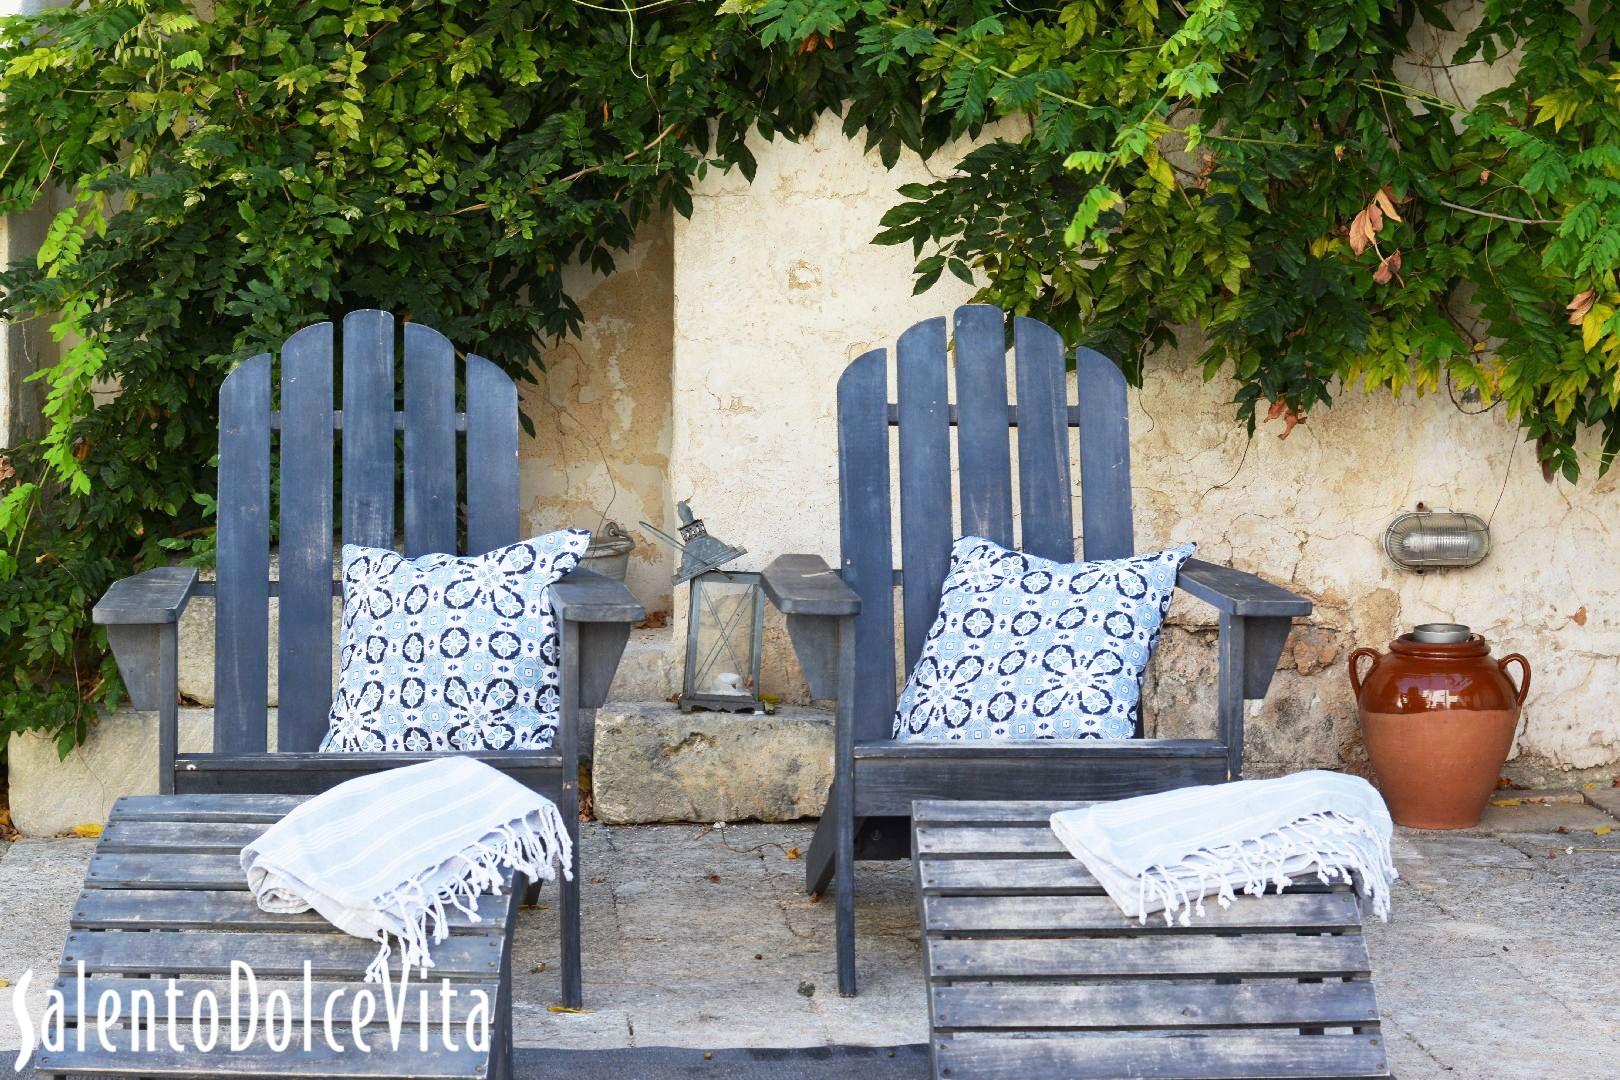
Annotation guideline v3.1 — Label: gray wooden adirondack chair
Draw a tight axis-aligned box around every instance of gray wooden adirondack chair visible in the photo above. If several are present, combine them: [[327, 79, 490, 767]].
[[91, 310, 644, 1008], [761, 305, 1312, 995]]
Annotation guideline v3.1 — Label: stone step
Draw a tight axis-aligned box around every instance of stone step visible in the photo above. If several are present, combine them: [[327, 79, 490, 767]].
[[590, 702, 833, 825], [6, 708, 247, 838], [605, 627, 681, 702], [8, 692, 830, 835]]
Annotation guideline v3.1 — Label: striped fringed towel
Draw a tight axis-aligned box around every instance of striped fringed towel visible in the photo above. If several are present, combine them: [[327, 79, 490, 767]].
[[241, 756, 572, 982], [1049, 770, 1396, 926]]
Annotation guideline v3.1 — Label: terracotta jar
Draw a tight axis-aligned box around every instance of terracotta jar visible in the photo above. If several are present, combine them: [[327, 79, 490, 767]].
[[1349, 625, 1530, 829]]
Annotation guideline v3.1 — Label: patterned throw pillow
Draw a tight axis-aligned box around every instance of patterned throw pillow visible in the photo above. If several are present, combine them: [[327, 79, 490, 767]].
[[892, 536, 1194, 742], [320, 531, 590, 754]]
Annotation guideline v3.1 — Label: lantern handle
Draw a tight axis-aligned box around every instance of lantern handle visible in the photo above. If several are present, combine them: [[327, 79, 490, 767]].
[[1498, 653, 1531, 707], [1347, 647, 1381, 699]]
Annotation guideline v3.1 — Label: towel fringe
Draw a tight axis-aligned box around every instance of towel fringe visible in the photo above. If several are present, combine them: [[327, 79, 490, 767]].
[[363, 800, 573, 983], [1134, 810, 1397, 927]]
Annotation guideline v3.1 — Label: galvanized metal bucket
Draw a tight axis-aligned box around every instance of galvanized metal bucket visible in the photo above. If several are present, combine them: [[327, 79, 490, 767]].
[[581, 521, 636, 582]]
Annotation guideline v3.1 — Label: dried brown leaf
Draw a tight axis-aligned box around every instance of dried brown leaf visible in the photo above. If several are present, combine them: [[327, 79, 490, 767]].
[[1373, 187, 1402, 223], [1571, 606, 1588, 626], [1347, 208, 1375, 255], [1567, 289, 1597, 325], [1372, 249, 1402, 286]]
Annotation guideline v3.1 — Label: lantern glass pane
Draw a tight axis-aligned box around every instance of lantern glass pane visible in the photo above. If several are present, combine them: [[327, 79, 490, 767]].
[[688, 574, 760, 701]]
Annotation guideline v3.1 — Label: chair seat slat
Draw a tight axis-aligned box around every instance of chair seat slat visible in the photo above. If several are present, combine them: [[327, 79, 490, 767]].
[[928, 933, 1372, 980], [931, 980, 1381, 1032], [924, 892, 1362, 934], [112, 794, 307, 822], [932, 1032, 1389, 1080], [51, 977, 501, 1028], [60, 929, 502, 980], [36, 1034, 493, 1079], [71, 888, 506, 933]]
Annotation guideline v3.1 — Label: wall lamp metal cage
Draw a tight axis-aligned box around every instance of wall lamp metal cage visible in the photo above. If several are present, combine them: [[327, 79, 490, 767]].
[[1383, 508, 1491, 571]]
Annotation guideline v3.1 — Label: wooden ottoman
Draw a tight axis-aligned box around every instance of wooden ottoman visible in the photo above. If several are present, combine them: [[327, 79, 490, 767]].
[[34, 794, 522, 1079], [911, 799, 1394, 1080]]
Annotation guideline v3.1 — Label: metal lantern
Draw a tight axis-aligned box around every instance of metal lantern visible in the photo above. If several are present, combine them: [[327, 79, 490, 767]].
[[1383, 508, 1491, 571], [641, 503, 766, 713], [681, 569, 765, 712]]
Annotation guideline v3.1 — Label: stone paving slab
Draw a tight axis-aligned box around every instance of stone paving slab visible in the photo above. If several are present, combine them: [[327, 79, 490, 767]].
[[3, 804, 1618, 1078], [1584, 783, 1620, 819]]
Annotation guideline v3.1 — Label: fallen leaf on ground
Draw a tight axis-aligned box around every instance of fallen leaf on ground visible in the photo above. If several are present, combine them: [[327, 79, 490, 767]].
[[785, 847, 801, 860], [1571, 606, 1588, 626], [547, 1005, 589, 1014], [588, 876, 606, 884], [70, 823, 103, 838], [0, 978, 10, 988], [1595, 825, 1613, 836], [1491, 798, 1521, 807], [707, 873, 722, 883]]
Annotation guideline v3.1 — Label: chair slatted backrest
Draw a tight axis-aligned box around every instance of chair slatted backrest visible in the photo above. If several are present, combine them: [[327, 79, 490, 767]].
[[214, 311, 521, 754], [837, 304, 1135, 743]]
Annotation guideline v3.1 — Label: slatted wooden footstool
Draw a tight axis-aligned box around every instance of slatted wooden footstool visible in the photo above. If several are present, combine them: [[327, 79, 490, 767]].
[[911, 800, 1394, 1080], [35, 794, 523, 1080]]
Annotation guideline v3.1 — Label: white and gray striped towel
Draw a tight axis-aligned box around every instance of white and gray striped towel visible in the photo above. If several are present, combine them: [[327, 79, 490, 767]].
[[1049, 770, 1396, 925], [241, 756, 572, 982]]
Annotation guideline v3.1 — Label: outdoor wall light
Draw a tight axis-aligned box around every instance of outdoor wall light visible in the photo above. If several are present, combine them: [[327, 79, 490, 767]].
[[1383, 507, 1491, 571]]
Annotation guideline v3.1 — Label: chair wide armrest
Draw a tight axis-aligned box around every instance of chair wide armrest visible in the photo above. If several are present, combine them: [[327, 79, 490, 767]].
[[551, 568, 646, 624], [1177, 558, 1311, 617], [762, 554, 860, 616], [93, 566, 200, 626], [762, 555, 858, 700]]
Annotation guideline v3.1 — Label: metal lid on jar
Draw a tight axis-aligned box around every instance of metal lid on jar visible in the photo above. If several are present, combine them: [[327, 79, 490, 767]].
[[1411, 622, 1472, 644]]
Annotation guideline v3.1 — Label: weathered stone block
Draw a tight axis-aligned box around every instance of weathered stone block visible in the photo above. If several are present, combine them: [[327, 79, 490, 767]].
[[5, 708, 268, 836], [591, 703, 832, 824]]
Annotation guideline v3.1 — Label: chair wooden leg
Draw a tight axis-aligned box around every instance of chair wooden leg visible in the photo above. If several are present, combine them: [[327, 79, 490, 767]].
[[805, 790, 839, 896], [559, 814, 583, 1009], [835, 801, 856, 996], [523, 877, 545, 906], [492, 874, 523, 1080]]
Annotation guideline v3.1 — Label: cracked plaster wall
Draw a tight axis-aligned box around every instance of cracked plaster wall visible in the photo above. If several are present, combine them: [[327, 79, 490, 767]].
[[668, 106, 1619, 779], [521, 218, 676, 614]]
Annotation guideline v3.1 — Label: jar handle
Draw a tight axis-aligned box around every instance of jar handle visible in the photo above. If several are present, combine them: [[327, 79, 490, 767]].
[[1499, 653, 1532, 706], [1348, 647, 1381, 699]]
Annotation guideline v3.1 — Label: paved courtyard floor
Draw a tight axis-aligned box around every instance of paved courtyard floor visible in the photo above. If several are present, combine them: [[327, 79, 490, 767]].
[[2, 796, 1618, 1078]]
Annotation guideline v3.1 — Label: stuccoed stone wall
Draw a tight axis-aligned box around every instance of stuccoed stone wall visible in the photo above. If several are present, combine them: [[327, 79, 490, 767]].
[[522, 219, 676, 616], [670, 114, 1619, 782]]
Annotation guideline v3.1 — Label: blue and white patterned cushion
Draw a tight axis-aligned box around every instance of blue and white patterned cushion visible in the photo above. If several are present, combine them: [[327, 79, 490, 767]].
[[320, 531, 589, 754], [892, 537, 1194, 742]]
